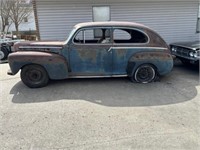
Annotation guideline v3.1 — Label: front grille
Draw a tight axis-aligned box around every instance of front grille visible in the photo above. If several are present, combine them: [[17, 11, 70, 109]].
[[175, 46, 190, 57]]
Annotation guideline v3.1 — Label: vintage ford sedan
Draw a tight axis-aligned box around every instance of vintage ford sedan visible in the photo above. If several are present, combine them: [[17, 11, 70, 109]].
[[170, 41, 200, 65], [8, 22, 173, 88]]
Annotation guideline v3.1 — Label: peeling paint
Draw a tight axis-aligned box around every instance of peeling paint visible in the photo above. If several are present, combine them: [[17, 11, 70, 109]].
[[8, 22, 173, 81]]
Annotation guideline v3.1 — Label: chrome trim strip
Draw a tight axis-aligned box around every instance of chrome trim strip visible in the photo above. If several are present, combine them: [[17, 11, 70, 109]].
[[110, 47, 167, 50], [19, 46, 62, 49]]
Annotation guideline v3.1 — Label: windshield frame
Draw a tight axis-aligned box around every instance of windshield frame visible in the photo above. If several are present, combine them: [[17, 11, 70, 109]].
[[64, 27, 77, 45]]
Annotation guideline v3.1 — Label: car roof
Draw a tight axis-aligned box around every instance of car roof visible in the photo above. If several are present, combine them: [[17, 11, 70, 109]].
[[74, 21, 151, 30]]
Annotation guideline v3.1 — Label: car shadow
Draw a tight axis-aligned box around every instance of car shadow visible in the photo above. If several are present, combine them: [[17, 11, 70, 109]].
[[10, 60, 199, 107]]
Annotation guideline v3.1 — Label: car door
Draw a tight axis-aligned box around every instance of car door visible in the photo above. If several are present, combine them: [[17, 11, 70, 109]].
[[69, 27, 113, 76], [112, 27, 149, 75]]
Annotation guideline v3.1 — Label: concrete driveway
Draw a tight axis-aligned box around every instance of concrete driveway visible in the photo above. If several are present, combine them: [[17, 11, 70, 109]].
[[0, 60, 200, 150]]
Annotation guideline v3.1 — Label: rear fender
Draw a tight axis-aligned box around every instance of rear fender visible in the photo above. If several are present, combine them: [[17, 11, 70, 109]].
[[127, 51, 173, 76], [8, 51, 69, 79]]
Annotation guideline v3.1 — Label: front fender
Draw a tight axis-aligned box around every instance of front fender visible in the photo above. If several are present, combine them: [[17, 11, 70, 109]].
[[127, 51, 173, 76], [8, 51, 69, 79]]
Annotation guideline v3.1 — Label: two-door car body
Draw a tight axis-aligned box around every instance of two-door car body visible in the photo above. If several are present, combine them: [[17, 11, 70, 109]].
[[8, 21, 173, 88]]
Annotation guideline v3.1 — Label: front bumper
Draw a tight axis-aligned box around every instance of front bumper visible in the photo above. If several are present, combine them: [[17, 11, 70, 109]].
[[7, 69, 14, 75], [171, 52, 199, 62]]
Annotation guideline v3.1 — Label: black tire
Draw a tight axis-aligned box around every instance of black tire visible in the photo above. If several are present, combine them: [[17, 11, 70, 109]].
[[20, 64, 49, 88], [0, 46, 9, 60], [133, 64, 156, 83]]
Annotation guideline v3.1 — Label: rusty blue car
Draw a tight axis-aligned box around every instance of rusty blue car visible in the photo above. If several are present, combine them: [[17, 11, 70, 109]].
[[8, 22, 173, 88]]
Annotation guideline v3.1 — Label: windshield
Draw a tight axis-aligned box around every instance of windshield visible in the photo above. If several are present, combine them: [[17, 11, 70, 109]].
[[64, 27, 77, 45]]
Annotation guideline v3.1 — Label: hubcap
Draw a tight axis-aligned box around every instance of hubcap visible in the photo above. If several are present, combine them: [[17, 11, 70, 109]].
[[27, 70, 42, 83], [135, 66, 155, 83]]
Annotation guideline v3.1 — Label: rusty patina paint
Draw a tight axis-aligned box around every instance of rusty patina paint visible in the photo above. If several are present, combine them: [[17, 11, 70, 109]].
[[77, 48, 97, 63], [8, 21, 173, 82], [8, 51, 68, 79], [116, 49, 126, 57], [131, 51, 172, 60], [128, 51, 173, 76]]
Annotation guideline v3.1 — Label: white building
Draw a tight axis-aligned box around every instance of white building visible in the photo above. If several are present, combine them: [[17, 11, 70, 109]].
[[33, 0, 199, 44]]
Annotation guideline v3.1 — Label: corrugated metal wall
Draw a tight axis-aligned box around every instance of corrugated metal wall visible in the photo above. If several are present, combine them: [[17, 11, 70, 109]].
[[36, 0, 199, 43]]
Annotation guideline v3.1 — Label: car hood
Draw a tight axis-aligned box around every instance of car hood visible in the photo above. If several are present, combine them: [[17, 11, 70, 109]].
[[13, 41, 64, 52], [170, 41, 200, 50]]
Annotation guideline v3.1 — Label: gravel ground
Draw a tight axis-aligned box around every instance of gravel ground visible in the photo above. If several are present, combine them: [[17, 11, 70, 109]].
[[0, 60, 200, 150]]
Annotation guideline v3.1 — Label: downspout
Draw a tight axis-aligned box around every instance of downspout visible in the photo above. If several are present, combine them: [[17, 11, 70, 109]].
[[32, 0, 40, 40]]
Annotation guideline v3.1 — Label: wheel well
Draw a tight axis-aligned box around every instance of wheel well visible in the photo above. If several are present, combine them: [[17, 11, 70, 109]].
[[21, 64, 48, 75], [22, 63, 43, 69], [136, 63, 158, 74]]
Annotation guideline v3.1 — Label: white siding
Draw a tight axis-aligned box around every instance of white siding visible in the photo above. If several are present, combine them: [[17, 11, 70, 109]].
[[36, 0, 199, 43]]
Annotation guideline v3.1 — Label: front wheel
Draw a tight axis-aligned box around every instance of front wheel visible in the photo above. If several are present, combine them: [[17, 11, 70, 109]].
[[0, 47, 9, 60], [133, 64, 156, 83], [21, 64, 49, 88]]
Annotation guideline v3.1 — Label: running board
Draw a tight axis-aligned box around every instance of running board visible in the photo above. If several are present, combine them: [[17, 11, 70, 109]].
[[68, 75, 128, 78]]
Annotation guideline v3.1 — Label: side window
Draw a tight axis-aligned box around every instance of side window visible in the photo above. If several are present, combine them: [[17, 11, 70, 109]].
[[113, 28, 148, 44], [74, 28, 111, 44], [114, 29, 131, 40], [74, 30, 84, 43]]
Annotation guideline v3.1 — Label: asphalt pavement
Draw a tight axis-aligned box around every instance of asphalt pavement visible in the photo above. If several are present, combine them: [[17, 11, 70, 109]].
[[0, 60, 200, 150]]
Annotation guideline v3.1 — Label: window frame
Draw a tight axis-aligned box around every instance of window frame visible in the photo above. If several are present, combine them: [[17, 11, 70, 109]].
[[112, 27, 150, 45], [72, 27, 113, 45], [24, 17, 28, 23]]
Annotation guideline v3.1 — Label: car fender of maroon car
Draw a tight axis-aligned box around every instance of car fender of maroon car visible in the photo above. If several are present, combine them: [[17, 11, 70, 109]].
[[7, 21, 173, 88]]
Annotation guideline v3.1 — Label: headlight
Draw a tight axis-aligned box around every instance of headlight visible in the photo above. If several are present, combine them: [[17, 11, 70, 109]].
[[171, 46, 177, 52], [193, 50, 200, 58], [189, 52, 194, 57]]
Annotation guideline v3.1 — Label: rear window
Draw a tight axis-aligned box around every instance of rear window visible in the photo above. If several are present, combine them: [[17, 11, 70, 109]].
[[113, 28, 148, 44]]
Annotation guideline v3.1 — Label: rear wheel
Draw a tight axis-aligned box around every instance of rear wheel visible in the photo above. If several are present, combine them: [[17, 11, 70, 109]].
[[20, 64, 49, 88], [133, 64, 156, 83]]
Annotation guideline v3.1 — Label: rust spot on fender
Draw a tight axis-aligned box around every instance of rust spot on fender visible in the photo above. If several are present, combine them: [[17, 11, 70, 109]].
[[132, 52, 172, 61], [8, 51, 66, 65]]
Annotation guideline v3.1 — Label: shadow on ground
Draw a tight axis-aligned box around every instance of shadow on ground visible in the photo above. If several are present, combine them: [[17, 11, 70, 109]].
[[10, 60, 199, 107]]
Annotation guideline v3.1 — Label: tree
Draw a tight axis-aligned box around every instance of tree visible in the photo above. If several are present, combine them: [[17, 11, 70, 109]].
[[8, 0, 33, 36], [0, 0, 12, 34]]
